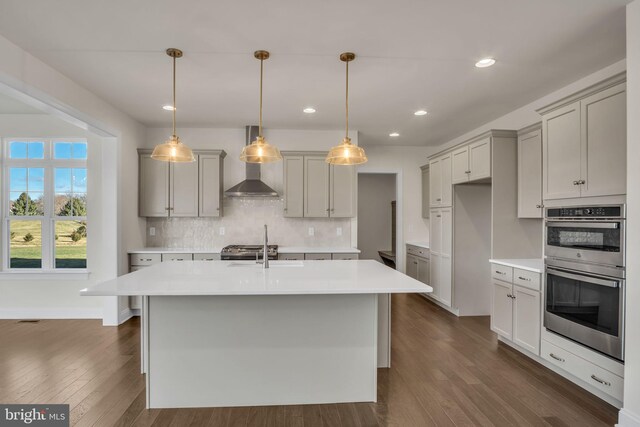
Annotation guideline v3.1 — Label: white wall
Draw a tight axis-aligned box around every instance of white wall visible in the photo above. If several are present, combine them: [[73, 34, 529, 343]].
[[0, 114, 112, 318], [357, 146, 431, 273], [620, 2, 640, 426], [357, 174, 396, 262], [0, 33, 147, 324]]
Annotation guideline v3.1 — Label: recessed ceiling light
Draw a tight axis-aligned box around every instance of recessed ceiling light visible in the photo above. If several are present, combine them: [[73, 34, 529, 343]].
[[303, 107, 316, 114], [389, 132, 400, 137], [475, 58, 496, 68], [414, 110, 428, 116], [162, 105, 175, 111]]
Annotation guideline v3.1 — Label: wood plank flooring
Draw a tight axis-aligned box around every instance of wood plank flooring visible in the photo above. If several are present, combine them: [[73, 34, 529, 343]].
[[0, 294, 618, 426]]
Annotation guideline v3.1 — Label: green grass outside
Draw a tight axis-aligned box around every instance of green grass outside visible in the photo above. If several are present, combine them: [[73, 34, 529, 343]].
[[10, 220, 86, 268]]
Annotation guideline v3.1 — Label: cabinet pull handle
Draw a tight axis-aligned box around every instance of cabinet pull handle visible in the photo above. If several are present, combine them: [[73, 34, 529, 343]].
[[579, 179, 586, 185], [573, 180, 579, 185], [436, 198, 441, 201], [590, 375, 611, 387], [145, 258, 152, 262], [284, 208, 288, 212], [549, 353, 565, 362], [495, 270, 506, 275], [465, 170, 471, 174], [413, 261, 418, 265], [536, 204, 544, 209], [506, 294, 512, 298], [436, 215, 441, 218], [518, 276, 531, 281]]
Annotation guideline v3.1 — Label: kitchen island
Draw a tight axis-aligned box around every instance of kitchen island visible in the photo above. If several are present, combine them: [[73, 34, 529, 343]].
[[81, 260, 430, 408]]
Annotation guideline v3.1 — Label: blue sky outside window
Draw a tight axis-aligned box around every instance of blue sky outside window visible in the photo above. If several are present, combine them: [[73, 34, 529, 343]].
[[9, 141, 44, 159], [54, 141, 87, 159]]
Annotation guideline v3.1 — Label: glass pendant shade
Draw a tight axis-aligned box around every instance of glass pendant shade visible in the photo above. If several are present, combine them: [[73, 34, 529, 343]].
[[151, 135, 195, 162], [239, 136, 282, 163], [326, 137, 367, 165]]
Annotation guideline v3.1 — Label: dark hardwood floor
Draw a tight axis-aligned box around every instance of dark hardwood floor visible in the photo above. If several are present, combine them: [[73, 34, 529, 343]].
[[0, 294, 618, 426]]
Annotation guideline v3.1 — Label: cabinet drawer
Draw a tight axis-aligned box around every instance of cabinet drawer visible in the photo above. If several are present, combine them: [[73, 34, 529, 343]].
[[541, 340, 623, 401], [332, 253, 359, 260], [407, 245, 429, 259], [491, 264, 513, 282], [513, 268, 541, 291], [130, 253, 161, 266], [161, 253, 193, 262], [305, 253, 331, 260], [193, 253, 220, 261], [278, 253, 304, 261]]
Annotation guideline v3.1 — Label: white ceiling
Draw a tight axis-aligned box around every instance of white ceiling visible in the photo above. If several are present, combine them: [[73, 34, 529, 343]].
[[0, 0, 629, 146]]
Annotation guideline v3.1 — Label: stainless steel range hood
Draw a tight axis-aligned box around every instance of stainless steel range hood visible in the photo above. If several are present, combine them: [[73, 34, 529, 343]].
[[224, 126, 279, 197]]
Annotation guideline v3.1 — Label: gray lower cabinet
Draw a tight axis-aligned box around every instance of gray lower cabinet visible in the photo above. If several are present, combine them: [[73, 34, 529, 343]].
[[406, 245, 429, 286], [305, 253, 331, 260], [193, 253, 221, 261], [138, 149, 226, 218], [332, 253, 359, 260], [284, 152, 356, 218], [278, 253, 305, 261]]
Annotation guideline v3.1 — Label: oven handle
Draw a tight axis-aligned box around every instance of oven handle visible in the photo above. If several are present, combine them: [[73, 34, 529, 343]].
[[546, 221, 619, 229], [547, 267, 619, 288]]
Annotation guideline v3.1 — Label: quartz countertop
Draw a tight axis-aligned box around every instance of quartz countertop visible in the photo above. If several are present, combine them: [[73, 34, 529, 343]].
[[81, 260, 430, 296], [489, 259, 544, 273], [128, 248, 223, 254], [406, 241, 429, 250]]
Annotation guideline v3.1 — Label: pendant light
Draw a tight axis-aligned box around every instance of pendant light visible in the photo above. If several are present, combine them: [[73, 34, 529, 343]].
[[151, 48, 195, 163], [240, 50, 282, 163], [326, 52, 367, 165]]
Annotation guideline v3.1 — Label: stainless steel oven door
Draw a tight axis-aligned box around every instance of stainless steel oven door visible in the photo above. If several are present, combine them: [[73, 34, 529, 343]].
[[545, 220, 624, 267], [544, 265, 624, 360]]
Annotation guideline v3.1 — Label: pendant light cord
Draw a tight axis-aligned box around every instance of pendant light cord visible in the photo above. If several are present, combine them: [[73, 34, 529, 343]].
[[259, 57, 264, 138], [172, 54, 177, 138], [345, 59, 349, 139]]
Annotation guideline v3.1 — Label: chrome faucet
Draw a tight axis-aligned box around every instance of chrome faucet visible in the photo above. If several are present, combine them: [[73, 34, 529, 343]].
[[262, 224, 269, 269]]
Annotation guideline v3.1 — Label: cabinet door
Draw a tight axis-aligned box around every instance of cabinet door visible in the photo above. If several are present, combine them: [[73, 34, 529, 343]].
[[283, 156, 304, 217], [429, 253, 440, 300], [469, 137, 491, 182], [580, 84, 626, 198], [429, 158, 441, 207], [406, 254, 418, 279], [542, 101, 582, 200], [417, 257, 430, 285], [518, 128, 543, 218], [429, 209, 442, 254], [513, 285, 541, 355], [421, 168, 429, 218], [440, 153, 453, 206], [439, 256, 452, 306], [330, 165, 355, 217], [139, 154, 169, 217], [491, 280, 513, 339], [438, 207, 453, 306], [199, 154, 222, 217], [170, 161, 199, 217], [304, 156, 330, 217], [451, 146, 470, 184]]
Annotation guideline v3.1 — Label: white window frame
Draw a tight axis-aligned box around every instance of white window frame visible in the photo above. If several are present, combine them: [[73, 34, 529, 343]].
[[1, 138, 88, 273]]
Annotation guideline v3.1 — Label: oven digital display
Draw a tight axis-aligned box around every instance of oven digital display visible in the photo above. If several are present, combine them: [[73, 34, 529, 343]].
[[547, 206, 621, 218]]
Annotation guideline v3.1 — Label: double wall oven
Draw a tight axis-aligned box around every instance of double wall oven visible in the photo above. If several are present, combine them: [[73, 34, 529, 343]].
[[544, 205, 625, 361]]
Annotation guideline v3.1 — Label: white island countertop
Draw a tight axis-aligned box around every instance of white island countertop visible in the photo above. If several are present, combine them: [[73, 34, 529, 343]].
[[489, 258, 544, 273], [81, 259, 430, 296]]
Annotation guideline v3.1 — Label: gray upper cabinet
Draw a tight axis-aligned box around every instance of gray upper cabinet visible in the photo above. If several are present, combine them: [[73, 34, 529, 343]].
[[139, 152, 169, 217], [283, 156, 304, 217], [451, 146, 469, 184], [451, 137, 491, 184], [284, 152, 356, 218], [517, 124, 543, 218], [304, 156, 330, 217], [429, 153, 452, 207], [421, 165, 429, 218], [138, 149, 226, 218], [199, 153, 225, 217], [539, 74, 626, 200]]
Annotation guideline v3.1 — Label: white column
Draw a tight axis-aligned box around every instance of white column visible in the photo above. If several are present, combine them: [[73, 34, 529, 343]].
[[620, 1, 640, 426]]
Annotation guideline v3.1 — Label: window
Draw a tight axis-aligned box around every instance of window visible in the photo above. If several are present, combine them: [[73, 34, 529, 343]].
[[3, 139, 87, 271]]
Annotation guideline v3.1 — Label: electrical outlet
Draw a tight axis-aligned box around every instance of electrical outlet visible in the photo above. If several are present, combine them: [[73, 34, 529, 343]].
[[308, 227, 315, 236], [336, 227, 342, 236], [219, 227, 225, 236], [149, 227, 156, 236]]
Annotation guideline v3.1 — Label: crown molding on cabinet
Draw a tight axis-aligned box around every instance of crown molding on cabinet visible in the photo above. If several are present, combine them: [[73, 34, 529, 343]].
[[517, 122, 542, 136], [428, 129, 517, 161], [138, 148, 227, 158], [536, 71, 626, 116]]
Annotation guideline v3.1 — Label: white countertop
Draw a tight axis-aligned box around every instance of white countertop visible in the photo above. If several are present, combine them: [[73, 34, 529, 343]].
[[278, 246, 360, 254], [81, 260, 430, 296], [405, 241, 429, 250], [129, 248, 223, 254], [489, 259, 544, 273]]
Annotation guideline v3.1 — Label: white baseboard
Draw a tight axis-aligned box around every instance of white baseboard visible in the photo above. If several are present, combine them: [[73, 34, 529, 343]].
[[0, 307, 102, 319], [618, 409, 640, 427], [118, 308, 134, 325], [419, 293, 460, 316]]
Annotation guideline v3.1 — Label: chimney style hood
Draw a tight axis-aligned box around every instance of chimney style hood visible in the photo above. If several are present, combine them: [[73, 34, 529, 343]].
[[224, 126, 279, 197]]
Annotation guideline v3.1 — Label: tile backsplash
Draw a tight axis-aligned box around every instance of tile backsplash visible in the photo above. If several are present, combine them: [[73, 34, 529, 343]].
[[146, 198, 352, 249]]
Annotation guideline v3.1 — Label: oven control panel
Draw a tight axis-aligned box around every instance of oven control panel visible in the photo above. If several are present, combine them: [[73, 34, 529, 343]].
[[547, 205, 623, 218]]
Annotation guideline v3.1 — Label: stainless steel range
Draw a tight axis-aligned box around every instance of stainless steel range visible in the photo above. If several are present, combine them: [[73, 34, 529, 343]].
[[544, 205, 626, 361], [221, 245, 278, 261]]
